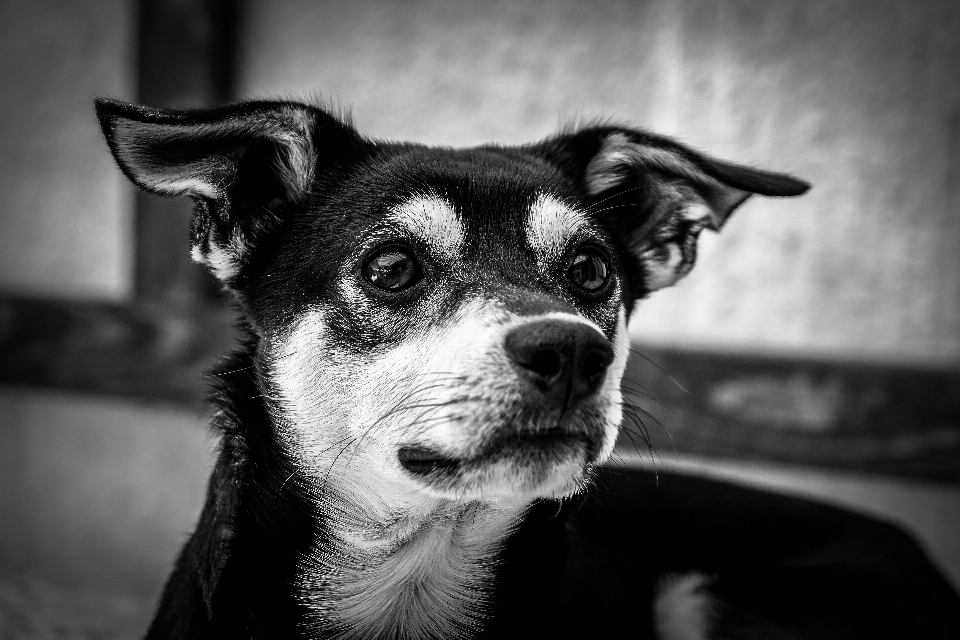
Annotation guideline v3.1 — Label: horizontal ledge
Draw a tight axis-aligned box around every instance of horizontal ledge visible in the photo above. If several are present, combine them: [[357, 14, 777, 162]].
[[0, 294, 238, 409], [1, 294, 957, 483]]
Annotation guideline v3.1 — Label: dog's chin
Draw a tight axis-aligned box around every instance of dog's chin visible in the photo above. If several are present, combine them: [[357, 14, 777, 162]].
[[398, 432, 598, 501]]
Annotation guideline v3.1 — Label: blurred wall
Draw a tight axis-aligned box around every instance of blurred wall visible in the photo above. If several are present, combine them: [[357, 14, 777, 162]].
[[239, 0, 960, 365], [0, 389, 212, 593], [0, 0, 135, 301], [0, 0, 957, 600]]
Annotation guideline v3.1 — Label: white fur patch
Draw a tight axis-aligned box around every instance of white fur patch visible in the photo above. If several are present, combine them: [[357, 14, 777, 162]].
[[304, 501, 523, 640], [111, 103, 317, 201], [640, 242, 685, 291], [268, 298, 630, 637], [272, 104, 317, 199], [682, 202, 715, 225], [653, 573, 715, 640], [584, 133, 749, 230], [525, 193, 587, 265], [266, 248, 631, 637], [112, 119, 221, 198], [601, 307, 630, 463], [268, 301, 529, 637], [270, 300, 613, 502], [585, 133, 717, 196], [190, 228, 247, 281], [391, 194, 464, 260]]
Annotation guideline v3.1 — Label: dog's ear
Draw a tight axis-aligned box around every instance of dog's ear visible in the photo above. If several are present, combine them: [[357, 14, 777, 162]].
[[95, 98, 366, 284], [535, 128, 810, 296]]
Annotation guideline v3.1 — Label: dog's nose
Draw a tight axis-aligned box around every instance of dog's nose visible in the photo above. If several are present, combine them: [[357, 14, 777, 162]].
[[504, 319, 614, 410]]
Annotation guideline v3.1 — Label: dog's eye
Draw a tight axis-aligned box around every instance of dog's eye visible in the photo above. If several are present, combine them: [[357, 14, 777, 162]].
[[567, 248, 610, 292], [363, 247, 422, 291]]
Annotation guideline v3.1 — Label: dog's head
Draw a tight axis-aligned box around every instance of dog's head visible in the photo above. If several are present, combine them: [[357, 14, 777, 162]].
[[97, 99, 807, 505]]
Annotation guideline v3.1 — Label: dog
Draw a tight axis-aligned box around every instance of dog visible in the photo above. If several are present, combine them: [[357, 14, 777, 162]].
[[96, 97, 960, 639]]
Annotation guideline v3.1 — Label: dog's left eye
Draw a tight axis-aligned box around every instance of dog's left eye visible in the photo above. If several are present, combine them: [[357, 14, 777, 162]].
[[567, 248, 610, 292], [363, 247, 422, 291]]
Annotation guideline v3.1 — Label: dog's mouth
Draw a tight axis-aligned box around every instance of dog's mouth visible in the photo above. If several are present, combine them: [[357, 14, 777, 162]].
[[397, 447, 460, 475], [398, 430, 593, 478]]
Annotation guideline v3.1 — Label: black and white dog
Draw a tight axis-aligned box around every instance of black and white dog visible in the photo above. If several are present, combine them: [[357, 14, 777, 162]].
[[96, 98, 960, 639]]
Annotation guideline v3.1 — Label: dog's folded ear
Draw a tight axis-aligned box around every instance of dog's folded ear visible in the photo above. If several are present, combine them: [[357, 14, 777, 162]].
[[535, 127, 810, 296], [95, 98, 365, 284]]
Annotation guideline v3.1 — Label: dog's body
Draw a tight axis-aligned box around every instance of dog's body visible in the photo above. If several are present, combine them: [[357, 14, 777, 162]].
[[96, 98, 960, 639]]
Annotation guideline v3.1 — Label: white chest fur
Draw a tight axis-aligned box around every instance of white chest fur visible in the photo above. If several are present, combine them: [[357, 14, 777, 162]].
[[299, 500, 525, 640]]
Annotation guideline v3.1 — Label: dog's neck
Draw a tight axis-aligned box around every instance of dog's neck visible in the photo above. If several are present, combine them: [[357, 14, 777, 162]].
[[215, 340, 529, 637], [204, 346, 528, 637], [299, 483, 526, 639]]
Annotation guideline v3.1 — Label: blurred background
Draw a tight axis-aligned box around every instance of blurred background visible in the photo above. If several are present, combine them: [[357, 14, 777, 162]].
[[0, 0, 957, 634]]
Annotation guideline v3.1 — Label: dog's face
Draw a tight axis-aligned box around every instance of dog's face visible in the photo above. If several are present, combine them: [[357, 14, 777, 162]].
[[265, 154, 630, 502], [97, 99, 807, 506]]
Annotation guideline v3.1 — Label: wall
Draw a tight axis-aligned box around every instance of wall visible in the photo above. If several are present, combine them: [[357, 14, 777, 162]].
[[0, 0, 957, 609], [0, 389, 211, 594], [3, 0, 955, 362], [0, 0, 135, 301], [238, 0, 960, 365]]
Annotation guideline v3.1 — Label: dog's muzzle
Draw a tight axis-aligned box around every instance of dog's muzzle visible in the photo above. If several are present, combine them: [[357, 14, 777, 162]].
[[398, 318, 615, 480]]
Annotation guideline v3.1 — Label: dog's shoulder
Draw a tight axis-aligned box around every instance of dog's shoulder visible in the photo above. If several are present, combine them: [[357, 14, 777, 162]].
[[495, 467, 960, 639]]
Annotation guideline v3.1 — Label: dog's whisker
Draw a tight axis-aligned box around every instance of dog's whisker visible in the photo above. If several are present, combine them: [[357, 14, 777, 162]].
[[621, 405, 656, 445], [580, 202, 654, 217], [620, 410, 655, 456], [621, 399, 676, 453], [320, 437, 358, 499], [580, 184, 651, 213], [607, 451, 628, 469], [313, 434, 360, 458], [619, 383, 676, 417], [344, 395, 481, 471], [620, 397, 667, 432], [343, 384, 460, 462], [280, 470, 297, 491], [212, 364, 256, 376], [627, 347, 691, 395], [261, 349, 300, 364], [620, 419, 652, 457]]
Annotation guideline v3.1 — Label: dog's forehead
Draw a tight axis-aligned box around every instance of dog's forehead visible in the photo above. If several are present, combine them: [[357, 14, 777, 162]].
[[386, 191, 586, 260], [250, 147, 612, 334], [375, 147, 590, 261]]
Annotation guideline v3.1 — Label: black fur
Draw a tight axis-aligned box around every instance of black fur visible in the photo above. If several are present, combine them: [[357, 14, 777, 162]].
[[95, 98, 960, 639]]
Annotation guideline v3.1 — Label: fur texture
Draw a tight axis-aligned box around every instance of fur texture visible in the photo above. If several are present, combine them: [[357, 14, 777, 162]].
[[94, 97, 960, 639]]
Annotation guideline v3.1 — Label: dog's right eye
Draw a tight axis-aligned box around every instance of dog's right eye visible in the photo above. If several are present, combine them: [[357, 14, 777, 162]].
[[363, 247, 422, 291]]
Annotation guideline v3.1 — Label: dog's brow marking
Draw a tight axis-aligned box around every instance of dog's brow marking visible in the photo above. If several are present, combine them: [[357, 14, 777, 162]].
[[391, 194, 464, 259], [525, 193, 588, 265]]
